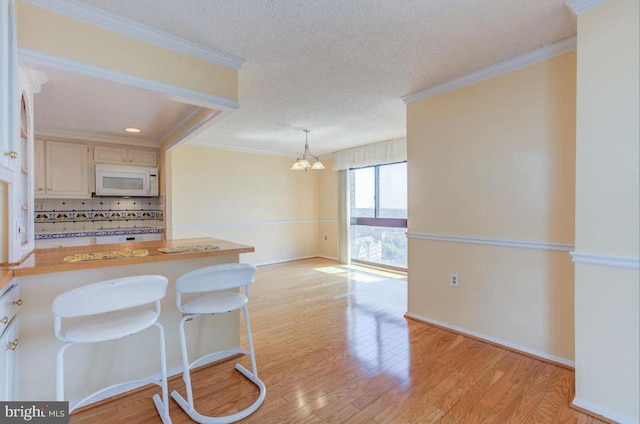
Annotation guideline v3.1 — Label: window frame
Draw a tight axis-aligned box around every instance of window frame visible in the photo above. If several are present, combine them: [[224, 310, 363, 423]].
[[349, 161, 407, 228]]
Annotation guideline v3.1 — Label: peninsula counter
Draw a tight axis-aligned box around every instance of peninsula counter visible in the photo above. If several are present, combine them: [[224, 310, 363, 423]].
[[6, 237, 254, 403]]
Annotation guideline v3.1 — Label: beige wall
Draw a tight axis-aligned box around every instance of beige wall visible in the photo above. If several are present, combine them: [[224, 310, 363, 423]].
[[16, 1, 238, 103], [573, 0, 639, 422], [168, 145, 337, 265], [407, 52, 577, 362]]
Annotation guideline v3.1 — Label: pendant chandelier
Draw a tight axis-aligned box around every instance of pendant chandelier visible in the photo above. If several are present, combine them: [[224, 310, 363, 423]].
[[291, 129, 325, 171]]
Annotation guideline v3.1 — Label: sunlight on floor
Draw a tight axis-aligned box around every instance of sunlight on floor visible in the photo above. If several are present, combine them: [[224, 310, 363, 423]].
[[314, 264, 406, 283]]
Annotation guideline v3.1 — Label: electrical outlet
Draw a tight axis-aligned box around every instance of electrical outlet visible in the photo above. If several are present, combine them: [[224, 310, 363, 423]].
[[450, 273, 459, 288]]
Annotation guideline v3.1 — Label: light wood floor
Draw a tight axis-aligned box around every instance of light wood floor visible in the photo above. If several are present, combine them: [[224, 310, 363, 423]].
[[73, 258, 604, 424]]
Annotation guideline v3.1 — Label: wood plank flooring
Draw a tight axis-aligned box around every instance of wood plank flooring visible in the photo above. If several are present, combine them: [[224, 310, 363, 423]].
[[72, 258, 603, 424]]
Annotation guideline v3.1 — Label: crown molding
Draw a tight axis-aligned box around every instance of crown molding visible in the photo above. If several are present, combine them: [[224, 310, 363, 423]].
[[187, 141, 300, 159], [407, 232, 574, 252], [21, 0, 245, 70], [402, 37, 577, 104], [18, 66, 48, 93], [36, 129, 160, 148], [18, 48, 239, 111], [161, 108, 222, 151], [565, 0, 612, 15], [570, 252, 640, 269]]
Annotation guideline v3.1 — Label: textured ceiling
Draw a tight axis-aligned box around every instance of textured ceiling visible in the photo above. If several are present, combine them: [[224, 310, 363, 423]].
[[76, 0, 576, 156]]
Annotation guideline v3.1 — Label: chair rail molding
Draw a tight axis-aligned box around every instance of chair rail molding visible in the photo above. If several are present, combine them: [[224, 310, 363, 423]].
[[173, 218, 335, 230], [565, 0, 613, 15], [570, 251, 640, 269], [406, 232, 574, 252]]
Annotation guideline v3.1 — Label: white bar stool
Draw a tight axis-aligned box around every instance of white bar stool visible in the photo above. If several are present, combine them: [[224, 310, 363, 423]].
[[171, 263, 266, 424], [52, 275, 172, 424]]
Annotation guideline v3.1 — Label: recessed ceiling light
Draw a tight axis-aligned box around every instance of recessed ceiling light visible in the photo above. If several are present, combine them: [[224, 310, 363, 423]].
[[124, 127, 141, 133]]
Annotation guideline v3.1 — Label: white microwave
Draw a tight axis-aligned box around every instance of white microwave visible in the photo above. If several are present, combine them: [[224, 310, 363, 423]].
[[95, 164, 159, 197]]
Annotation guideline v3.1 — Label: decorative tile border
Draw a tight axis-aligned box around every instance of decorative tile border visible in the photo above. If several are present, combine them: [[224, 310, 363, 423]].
[[35, 210, 163, 223], [35, 228, 164, 240]]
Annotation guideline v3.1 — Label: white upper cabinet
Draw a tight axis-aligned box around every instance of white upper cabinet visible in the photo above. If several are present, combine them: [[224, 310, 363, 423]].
[[36, 140, 91, 199], [0, 0, 18, 175], [34, 138, 45, 196], [94, 145, 158, 167]]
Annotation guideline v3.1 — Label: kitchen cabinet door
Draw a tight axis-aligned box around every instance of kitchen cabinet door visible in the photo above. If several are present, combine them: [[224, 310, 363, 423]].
[[0, 317, 18, 401], [94, 145, 158, 167], [45, 141, 90, 198], [0, 283, 20, 401], [93, 145, 128, 165], [34, 138, 45, 195], [128, 148, 158, 167]]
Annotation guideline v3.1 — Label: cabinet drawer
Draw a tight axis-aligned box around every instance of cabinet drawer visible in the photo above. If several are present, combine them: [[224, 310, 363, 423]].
[[0, 284, 20, 334], [95, 233, 162, 245], [35, 237, 94, 249]]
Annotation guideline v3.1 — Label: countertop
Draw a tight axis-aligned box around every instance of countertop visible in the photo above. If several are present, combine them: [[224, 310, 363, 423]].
[[1, 237, 254, 284]]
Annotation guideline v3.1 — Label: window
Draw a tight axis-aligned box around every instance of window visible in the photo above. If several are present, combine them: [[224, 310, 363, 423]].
[[349, 162, 407, 269]]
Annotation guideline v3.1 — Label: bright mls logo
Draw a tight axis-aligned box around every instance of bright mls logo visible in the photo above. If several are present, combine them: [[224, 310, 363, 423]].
[[1, 402, 68, 423]]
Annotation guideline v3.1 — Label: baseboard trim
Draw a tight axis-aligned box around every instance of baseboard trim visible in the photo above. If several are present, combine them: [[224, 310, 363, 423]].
[[317, 255, 338, 261], [571, 396, 634, 424], [405, 312, 575, 369], [254, 255, 322, 267]]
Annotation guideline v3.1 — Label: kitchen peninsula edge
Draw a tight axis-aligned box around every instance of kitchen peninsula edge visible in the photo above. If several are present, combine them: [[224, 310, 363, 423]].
[[5, 237, 255, 404]]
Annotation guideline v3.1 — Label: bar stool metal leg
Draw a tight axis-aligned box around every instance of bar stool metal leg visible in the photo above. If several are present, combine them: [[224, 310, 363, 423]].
[[170, 262, 266, 424], [151, 322, 171, 424]]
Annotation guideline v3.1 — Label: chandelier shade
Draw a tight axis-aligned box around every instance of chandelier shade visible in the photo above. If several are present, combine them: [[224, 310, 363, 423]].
[[291, 129, 324, 171]]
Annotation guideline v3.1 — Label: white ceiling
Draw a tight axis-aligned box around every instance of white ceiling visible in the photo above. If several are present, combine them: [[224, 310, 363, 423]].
[[60, 0, 576, 156], [32, 66, 200, 147]]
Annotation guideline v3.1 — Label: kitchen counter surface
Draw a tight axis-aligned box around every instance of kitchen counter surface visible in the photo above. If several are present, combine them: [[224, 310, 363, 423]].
[[0, 269, 12, 291], [4, 237, 254, 279], [14, 237, 252, 402]]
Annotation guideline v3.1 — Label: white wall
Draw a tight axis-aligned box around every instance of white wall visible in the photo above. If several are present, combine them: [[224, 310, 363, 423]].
[[573, 0, 639, 422]]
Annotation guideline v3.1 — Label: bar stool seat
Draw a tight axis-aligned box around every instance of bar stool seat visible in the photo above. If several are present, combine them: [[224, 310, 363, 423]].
[[182, 292, 247, 314], [171, 263, 266, 424], [52, 275, 172, 423], [62, 309, 160, 343]]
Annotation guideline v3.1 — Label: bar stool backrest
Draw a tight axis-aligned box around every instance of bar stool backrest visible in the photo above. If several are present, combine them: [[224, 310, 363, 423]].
[[176, 263, 257, 294], [52, 275, 169, 318]]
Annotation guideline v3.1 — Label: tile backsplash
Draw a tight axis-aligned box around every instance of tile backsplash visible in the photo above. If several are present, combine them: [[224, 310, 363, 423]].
[[35, 197, 163, 233]]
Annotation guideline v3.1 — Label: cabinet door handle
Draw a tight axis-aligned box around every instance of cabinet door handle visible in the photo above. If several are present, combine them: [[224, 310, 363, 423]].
[[13, 299, 22, 306], [1, 316, 7, 325], [36, 188, 43, 192], [4, 151, 18, 159], [6, 339, 18, 351]]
